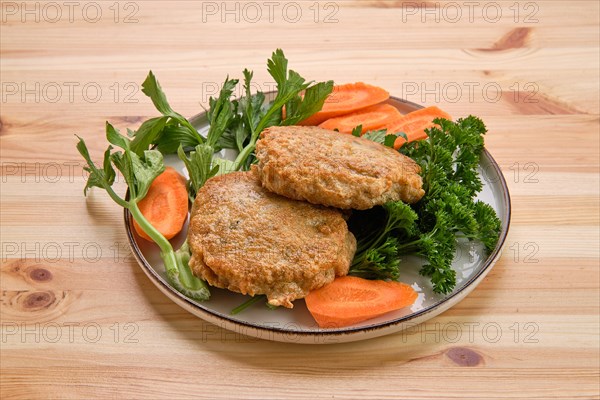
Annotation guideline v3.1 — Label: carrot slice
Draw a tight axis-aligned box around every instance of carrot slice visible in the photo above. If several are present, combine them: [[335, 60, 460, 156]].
[[305, 276, 418, 328], [384, 106, 452, 150], [133, 167, 189, 242], [318, 103, 402, 134], [298, 82, 389, 126]]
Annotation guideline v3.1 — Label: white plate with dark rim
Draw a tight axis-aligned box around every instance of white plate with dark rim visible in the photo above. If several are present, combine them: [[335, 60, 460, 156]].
[[124, 95, 511, 344]]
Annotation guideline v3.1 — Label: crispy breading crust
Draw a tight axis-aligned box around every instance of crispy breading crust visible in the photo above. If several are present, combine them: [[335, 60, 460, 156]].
[[254, 126, 425, 210], [187, 172, 356, 308]]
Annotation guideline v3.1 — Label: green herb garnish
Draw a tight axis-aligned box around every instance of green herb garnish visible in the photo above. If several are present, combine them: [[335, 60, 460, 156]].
[[76, 125, 210, 301], [351, 116, 501, 294], [77, 49, 334, 305]]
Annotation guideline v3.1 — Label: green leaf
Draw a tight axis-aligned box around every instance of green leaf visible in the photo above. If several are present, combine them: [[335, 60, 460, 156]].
[[266, 48, 288, 88], [362, 130, 400, 149], [383, 201, 419, 233], [363, 129, 388, 144], [131, 149, 165, 201], [212, 157, 237, 176], [142, 70, 176, 116], [255, 50, 311, 133], [215, 128, 238, 152], [75, 135, 126, 207], [155, 123, 204, 154], [417, 222, 457, 294], [384, 134, 397, 148], [129, 116, 169, 155], [349, 201, 419, 281], [206, 76, 239, 147], [106, 122, 130, 150], [473, 201, 502, 251], [77, 137, 111, 194], [241, 69, 259, 135], [177, 144, 218, 201], [282, 80, 334, 126], [110, 150, 136, 196], [235, 49, 334, 170], [138, 71, 203, 152], [351, 125, 362, 137], [112, 149, 164, 201], [350, 236, 401, 281], [234, 120, 250, 151]]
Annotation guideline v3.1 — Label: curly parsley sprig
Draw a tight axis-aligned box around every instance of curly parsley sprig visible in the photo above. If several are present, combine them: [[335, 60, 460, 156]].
[[350, 116, 502, 294]]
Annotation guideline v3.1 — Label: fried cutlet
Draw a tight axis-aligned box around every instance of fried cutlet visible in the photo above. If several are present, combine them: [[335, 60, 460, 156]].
[[187, 172, 356, 308], [253, 126, 425, 210]]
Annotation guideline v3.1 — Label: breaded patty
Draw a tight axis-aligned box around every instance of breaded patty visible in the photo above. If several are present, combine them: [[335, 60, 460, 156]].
[[187, 172, 356, 308], [253, 126, 425, 210]]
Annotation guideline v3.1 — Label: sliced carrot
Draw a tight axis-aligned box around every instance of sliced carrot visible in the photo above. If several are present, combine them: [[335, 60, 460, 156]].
[[384, 106, 452, 150], [392, 122, 436, 149], [318, 103, 402, 134], [133, 167, 188, 242], [298, 82, 389, 126], [305, 276, 418, 328]]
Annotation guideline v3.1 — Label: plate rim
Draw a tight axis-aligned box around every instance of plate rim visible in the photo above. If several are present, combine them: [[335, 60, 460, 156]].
[[123, 96, 512, 338]]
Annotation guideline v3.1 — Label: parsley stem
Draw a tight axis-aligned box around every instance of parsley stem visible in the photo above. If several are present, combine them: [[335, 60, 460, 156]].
[[103, 185, 129, 209], [129, 201, 174, 257], [230, 295, 265, 315], [129, 202, 206, 294], [129, 201, 181, 283], [395, 238, 422, 252], [233, 142, 255, 169]]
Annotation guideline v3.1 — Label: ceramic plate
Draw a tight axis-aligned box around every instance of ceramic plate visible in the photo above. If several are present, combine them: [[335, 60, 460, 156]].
[[124, 96, 511, 344]]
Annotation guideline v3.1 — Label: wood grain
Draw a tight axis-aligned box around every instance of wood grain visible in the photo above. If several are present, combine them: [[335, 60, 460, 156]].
[[1, 1, 599, 399]]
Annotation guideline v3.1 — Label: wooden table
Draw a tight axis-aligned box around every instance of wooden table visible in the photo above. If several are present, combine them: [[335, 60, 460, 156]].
[[1, 1, 599, 398]]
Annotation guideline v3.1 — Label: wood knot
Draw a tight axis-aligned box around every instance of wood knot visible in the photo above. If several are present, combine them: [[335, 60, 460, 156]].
[[23, 291, 56, 310], [8, 259, 24, 273], [29, 268, 53, 282], [445, 347, 483, 367], [501, 91, 583, 115], [2, 290, 73, 321], [479, 27, 532, 51]]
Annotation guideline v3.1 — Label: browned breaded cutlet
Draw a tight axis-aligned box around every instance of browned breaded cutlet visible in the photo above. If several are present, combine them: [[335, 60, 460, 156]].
[[187, 172, 356, 308], [253, 126, 425, 210]]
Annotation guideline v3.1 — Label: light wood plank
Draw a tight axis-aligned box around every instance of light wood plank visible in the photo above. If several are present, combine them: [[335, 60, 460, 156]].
[[1, 1, 598, 399]]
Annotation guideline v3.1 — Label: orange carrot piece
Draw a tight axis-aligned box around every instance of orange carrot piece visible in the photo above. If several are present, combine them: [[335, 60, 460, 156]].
[[318, 103, 402, 134], [298, 82, 389, 126], [385, 106, 452, 150], [392, 122, 435, 149], [305, 276, 418, 328], [133, 167, 189, 242]]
